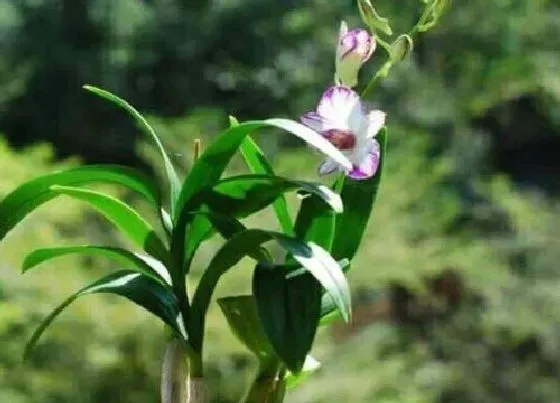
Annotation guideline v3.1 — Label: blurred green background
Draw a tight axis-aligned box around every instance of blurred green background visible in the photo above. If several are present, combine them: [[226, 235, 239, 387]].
[[1, 0, 560, 402]]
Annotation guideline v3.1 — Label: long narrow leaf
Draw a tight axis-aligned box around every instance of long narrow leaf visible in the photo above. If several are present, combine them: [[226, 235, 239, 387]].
[[188, 229, 350, 353], [83, 85, 181, 211], [50, 185, 168, 262], [331, 129, 388, 262], [23, 246, 172, 286], [0, 165, 160, 242], [209, 174, 342, 217], [181, 175, 342, 273], [231, 116, 293, 235], [173, 119, 352, 223], [25, 270, 184, 358]]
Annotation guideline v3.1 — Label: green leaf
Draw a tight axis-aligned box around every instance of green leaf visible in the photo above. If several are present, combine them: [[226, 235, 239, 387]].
[[239, 134, 293, 234], [50, 185, 168, 262], [25, 271, 184, 358], [83, 85, 181, 212], [253, 265, 322, 372], [230, 115, 293, 234], [294, 194, 336, 252], [0, 165, 160, 242], [23, 246, 172, 286], [188, 229, 350, 353], [181, 174, 342, 273], [285, 355, 321, 389], [208, 174, 342, 218], [218, 295, 277, 366], [331, 129, 388, 263], [173, 119, 351, 223]]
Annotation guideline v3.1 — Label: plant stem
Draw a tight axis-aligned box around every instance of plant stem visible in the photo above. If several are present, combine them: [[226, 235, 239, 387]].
[[241, 364, 285, 403], [188, 376, 206, 403], [161, 338, 188, 403]]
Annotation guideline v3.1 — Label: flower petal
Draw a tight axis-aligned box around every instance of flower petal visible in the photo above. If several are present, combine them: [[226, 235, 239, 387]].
[[300, 111, 339, 132], [264, 118, 352, 171], [317, 86, 362, 128], [366, 110, 386, 138], [300, 111, 326, 132], [318, 158, 340, 176], [348, 146, 380, 180]]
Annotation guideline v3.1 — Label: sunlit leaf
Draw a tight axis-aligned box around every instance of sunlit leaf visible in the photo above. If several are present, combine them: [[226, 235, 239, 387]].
[[50, 185, 168, 262], [23, 246, 172, 286], [0, 165, 160, 242], [285, 355, 321, 389], [231, 115, 293, 235], [83, 85, 181, 212]]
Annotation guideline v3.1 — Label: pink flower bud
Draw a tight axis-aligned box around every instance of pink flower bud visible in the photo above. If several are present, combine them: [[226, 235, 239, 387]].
[[335, 21, 376, 88]]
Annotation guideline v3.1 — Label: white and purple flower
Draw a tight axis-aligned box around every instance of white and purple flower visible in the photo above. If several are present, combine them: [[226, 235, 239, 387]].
[[335, 21, 376, 88], [301, 86, 385, 180]]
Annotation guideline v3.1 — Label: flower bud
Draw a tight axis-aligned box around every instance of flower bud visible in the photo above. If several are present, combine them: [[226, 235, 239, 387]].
[[335, 21, 376, 88], [389, 34, 414, 62], [357, 0, 392, 36]]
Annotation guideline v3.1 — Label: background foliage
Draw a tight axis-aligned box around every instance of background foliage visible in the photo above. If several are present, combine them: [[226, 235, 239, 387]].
[[1, 0, 559, 401]]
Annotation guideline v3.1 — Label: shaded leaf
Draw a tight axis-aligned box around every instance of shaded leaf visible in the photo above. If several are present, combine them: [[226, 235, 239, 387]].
[[254, 265, 322, 372], [25, 271, 184, 358], [188, 229, 350, 353], [331, 129, 388, 262], [218, 295, 277, 366]]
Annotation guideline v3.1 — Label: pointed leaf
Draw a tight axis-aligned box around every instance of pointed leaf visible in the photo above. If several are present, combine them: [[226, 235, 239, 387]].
[[181, 174, 342, 273], [208, 174, 342, 217], [25, 271, 185, 358], [294, 194, 336, 252], [23, 246, 172, 286], [189, 229, 350, 353], [218, 295, 277, 366], [0, 165, 160, 242], [231, 115, 292, 234], [50, 185, 168, 262], [253, 265, 322, 372], [238, 129, 293, 234], [83, 85, 181, 211], [331, 129, 388, 262], [173, 119, 351, 223]]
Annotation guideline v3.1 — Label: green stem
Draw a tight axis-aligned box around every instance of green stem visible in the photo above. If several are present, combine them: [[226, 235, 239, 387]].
[[361, 59, 393, 99], [241, 363, 285, 403]]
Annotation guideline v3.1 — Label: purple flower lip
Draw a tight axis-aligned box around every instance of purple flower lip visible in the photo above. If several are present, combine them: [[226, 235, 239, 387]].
[[323, 129, 356, 150]]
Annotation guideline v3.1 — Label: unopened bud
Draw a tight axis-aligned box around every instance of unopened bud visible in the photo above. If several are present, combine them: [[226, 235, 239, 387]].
[[357, 0, 393, 36], [390, 35, 414, 62], [335, 21, 376, 87]]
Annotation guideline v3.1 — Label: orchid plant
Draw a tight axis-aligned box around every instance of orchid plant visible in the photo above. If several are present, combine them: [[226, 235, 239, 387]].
[[0, 1, 449, 402]]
